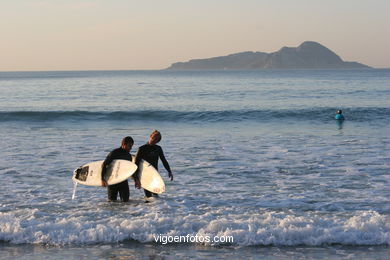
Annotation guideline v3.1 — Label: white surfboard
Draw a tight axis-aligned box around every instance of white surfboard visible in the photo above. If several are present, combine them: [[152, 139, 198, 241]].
[[132, 155, 165, 194], [72, 160, 137, 186]]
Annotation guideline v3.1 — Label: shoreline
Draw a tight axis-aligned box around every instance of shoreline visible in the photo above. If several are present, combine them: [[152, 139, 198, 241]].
[[1, 242, 390, 259]]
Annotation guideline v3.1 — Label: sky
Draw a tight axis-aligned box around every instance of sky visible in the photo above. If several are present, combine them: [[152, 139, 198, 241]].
[[0, 0, 389, 71]]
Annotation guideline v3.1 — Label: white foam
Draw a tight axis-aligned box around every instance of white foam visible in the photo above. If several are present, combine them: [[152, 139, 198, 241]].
[[1, 208, 389, 246]]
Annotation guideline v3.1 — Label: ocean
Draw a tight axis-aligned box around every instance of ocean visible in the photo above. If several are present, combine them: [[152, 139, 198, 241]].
[[0, 69, 389, 259]]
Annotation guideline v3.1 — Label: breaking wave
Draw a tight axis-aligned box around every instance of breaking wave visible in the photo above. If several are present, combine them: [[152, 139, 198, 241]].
[[0, 209, 389, 246], [0, 107, 389, 123]]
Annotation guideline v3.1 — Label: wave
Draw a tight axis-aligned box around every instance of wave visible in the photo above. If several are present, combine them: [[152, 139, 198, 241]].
[[0, 210, 389, 246], [0, 107, 389, 123]]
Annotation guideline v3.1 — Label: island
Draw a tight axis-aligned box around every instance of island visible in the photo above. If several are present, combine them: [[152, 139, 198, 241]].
[[166, 41, 371, 70]]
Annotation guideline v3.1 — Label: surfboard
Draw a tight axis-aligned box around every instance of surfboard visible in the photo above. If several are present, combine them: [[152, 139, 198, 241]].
[[72, 160, 137, 186], [132, 155, 166, 194]]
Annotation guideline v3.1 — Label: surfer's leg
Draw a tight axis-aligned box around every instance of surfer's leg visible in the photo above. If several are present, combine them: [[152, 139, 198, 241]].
[[107, 184, 119, 201], [119, 181, 129, 202]]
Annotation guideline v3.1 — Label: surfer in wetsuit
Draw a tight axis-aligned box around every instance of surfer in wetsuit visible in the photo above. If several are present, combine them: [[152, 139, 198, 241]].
[[335, 110, 345, 120], [101, 136, 141, 202], [134, 130, 173, 198]]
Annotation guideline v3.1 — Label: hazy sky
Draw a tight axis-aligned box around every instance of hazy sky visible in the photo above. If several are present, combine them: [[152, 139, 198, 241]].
[[1, 0, 389, 71]]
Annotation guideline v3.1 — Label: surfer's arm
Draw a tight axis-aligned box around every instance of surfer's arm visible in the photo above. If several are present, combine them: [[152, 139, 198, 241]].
[[133, 148, 144, 180], [101, 151, 115, 181], [159, 147, 172, 180], [131, 149, 142, 188]]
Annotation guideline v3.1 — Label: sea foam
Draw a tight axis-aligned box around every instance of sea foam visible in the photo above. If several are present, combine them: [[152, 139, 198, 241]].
[[1, 208, 389, 246]]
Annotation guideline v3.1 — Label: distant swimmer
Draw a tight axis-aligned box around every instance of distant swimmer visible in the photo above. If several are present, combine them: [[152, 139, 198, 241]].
[[134, 130, 173, 199], [101, 136, 141, 202], [335, 110, 345, 120]]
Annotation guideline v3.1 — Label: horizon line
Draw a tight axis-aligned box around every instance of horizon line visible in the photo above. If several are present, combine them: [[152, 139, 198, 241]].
[[2, 68, 390, 73]]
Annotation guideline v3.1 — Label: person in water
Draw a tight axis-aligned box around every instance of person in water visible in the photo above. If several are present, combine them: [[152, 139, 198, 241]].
[[101, 136, 141, 202], [335, 110, 345, 120], [134, 130, 173, 198]]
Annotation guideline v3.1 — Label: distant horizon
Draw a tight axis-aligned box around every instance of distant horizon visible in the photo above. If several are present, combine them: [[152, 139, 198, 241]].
[[2, 68, 390, 73], [1, 0, 389, 71], [0, 40, 387, 72], [0, 41, 390, 72], [1, 41, 388, 72]]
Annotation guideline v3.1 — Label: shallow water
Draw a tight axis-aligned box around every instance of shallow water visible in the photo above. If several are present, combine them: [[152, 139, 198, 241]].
[[0, 70, 389, 258], [1, 243, 390, 260]]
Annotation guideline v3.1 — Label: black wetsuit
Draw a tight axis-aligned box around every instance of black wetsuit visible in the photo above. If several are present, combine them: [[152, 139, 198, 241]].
[[135, 144, 171, 198], [102, 147, 135, 202]]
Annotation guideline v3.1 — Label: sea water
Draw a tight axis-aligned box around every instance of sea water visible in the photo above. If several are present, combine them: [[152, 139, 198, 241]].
[[0, 70, 389, 259]]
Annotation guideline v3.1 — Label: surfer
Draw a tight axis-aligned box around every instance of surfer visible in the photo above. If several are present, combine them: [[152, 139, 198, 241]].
[[135, 130, 173, 198], [335, 109, 345, 120], [101, 136, 141, 202]]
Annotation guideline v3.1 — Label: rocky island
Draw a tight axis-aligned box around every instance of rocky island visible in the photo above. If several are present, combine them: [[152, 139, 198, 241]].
[[166, 41, 371, 70]]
